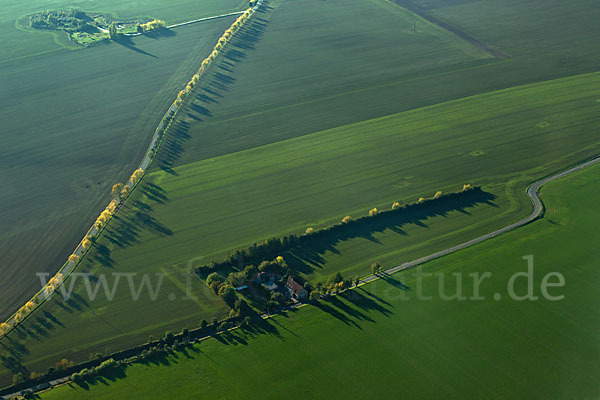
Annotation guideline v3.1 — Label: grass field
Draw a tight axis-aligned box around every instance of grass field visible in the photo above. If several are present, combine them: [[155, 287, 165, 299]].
[[0, 16, 238, 321], [2, 69, 598, 387], [127, 70, 600, 281], [40, 162, 600, 400], [3, 0, 600, 389], [0, 0, 246, 61]]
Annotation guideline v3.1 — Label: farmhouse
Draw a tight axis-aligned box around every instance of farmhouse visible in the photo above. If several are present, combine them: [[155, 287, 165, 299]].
[[285, 277, 307, 300]]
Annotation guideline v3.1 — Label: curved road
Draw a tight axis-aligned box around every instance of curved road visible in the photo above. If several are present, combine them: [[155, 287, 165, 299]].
[[361, 155, 600, 284]]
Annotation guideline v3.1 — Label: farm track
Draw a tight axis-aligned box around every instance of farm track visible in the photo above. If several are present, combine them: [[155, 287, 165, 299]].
[[125, 11, 245, 37]]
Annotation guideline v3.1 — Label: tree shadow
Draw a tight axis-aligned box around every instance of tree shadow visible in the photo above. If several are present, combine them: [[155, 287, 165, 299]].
[[113, 36, 158, 58], [285, 188, 497, 274], [340, 290, 394, 318], [157, 120, 191, 175], [314, 301, 362, 329], [139, 183, 168, 204], [181, 14, 270, 125], [103, 182, 173, 250], [140, 28, 176, 39]]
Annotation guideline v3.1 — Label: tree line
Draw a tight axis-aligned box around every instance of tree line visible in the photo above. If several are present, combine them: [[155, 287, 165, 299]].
[[173, 7, 254, 108], [195, 186, 478, 277]]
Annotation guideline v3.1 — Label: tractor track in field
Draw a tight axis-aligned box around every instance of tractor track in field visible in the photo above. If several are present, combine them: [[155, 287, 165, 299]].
[[389, 0, 509, 59]]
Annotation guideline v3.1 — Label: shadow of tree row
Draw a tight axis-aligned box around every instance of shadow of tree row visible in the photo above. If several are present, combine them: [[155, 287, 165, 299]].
[[0, 309, 69, 377], [285, 189, 497, 274], [157, 4, 271, 174], [87, 180, 172, 269]]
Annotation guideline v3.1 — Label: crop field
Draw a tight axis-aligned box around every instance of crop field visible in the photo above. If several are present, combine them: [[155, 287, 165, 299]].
[[40, 163, 600, 400], [2, 0, 600, 392], [165, 0, 600, 167], [127, 70, 600, 281], [1, 0, 247, 61], [2, 69, 598, 386], [0, 14, 238, 320]]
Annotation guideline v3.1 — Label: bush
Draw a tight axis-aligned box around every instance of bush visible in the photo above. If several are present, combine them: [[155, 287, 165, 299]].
[[218, 285, 237, 306], [96, 358, 117, 373]]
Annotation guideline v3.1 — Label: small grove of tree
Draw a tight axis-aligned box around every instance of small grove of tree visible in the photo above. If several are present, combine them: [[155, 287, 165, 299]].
[[14, 299, 37, 323], [0, 322, 11, 336], [368, 207, 378, 216], [12, 372, 26, 385], [121, 184, 131, 198], [94, 204, 116, 230], [68, 254, 80, 264], [108, 22, 119, 40], [44, 273, 64, 296], [130, 168, 144, 185], [462, 183, 472, 191], [218, 285, 237, 307], [392, 201, 401, 210], [111, 183, 123, 199], [417, 197, 425, 204], [342, 215, 352, 223], [434, 190, 442, 199], [81, 237, 92, 249], [56, 358, 73, 371], [309, 290, 321, 302], [14, 300, 37, 323], [305, 227, 315, 235], [371, 262, 382, 275], [138, 19, 166, 32]]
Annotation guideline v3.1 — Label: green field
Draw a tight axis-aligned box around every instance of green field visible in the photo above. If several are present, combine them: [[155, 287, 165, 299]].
[[0, 12, 238, 320], [3, 69, 598, 387], [2, 0, 600, 390], [41, 162, 600, 400], [167, 0, 600, 167]]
